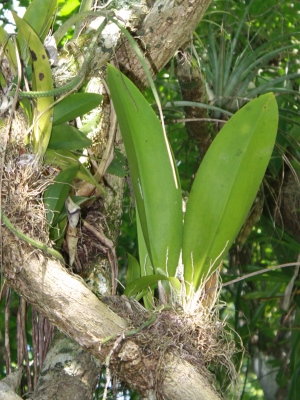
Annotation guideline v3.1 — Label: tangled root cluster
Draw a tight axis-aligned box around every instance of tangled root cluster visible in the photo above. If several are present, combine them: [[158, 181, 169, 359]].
[[103, 281, 242, 397], [1, 136, 55, 265]]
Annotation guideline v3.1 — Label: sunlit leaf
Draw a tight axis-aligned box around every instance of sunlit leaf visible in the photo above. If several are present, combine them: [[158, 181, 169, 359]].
[[44, 165, 79, 225], [126, 253, 141, 286], [49, 124, 92, 150], [53, 93, 103, 125], [13, 12, 54, 157], [183, 93, 278, 292], [107, 64, 183, 277], [23, 0, 57, 42], [124, 275, 180, 298], [58, 0, 80, 17]]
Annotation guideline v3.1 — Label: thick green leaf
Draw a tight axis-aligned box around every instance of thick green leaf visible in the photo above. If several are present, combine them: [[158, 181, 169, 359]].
[[182, 93, 278, 291], [49, 216, 67, 248], [136, 208, 154, 309], [136, 208, 153, 278], [106, 148, 127, 177], [44, 165, 79, 225], [107, 64, 183, 277], [23, 0, 57, 42], [53, 93, 103, 125], [124, 275, 181, 298], [45, 149, 105, 194], [13, 12, 53, 157], [126, 253, 141, 286], [0, 26, 17, 72], [49, 124, 92, 150]]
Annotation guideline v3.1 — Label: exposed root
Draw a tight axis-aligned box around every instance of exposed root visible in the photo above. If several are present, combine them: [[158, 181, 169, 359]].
[[103, 274, 242, 398], [1, 140, 56, 265]]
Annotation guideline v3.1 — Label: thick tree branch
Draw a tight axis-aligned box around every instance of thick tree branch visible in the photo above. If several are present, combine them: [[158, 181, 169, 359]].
[[3, 249, 220, 399], [116, 0, 211, 87]]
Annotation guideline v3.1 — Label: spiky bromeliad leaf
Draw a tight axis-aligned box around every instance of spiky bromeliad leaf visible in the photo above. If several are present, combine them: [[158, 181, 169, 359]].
[[182, 93, 278, 293], [107, 64, 182, 277]]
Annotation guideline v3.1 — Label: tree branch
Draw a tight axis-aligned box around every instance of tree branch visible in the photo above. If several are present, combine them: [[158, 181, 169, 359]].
[[116, 0, 211, 87], [3, 249, 220, 399]]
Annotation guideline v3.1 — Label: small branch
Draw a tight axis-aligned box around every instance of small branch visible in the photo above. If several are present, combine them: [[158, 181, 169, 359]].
[[223, 262, 300, 287]]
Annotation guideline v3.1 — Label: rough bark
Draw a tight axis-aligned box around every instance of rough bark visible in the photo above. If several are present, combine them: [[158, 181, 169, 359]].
[[176, 53, 212, 160], [33, 332, 101, 400], [0, 370, 22, 400], [2, 249, 221, 400], [116, 0, 211, 88]]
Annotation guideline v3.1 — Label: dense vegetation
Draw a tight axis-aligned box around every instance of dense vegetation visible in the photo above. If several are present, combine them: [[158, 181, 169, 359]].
[[0, 0, 299, 398]]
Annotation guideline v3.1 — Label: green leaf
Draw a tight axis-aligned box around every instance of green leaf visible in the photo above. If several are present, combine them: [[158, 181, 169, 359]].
[[182, 93, 278, 292], [45, 148, 86, 169], [45, 149, 105, 194], [107, 64, 183, 277], [49, 124, 92, 150], [136, 208, 153, 278], [53, 93, 103, 125], [49, 216, 67, 248], [106, 148, 127, 177], [124, 275, 181, 298], [126, 253, 141, 286], [44, 165, 79, 225], [77, 164, 106, 195], [58, 0, 80, 17], [0, 26, 17, 72], [23, 0, 57, 42], [12, 12, 54, 157], [136, 209, 155, 309]]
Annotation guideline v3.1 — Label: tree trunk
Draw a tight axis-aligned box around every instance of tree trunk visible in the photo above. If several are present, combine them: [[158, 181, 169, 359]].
[[33, 332, 101, 400], [0, 0, 221, 398]]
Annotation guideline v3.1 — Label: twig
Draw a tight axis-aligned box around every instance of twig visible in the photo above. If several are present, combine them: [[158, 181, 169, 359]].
[[223, 262, 300, 287]]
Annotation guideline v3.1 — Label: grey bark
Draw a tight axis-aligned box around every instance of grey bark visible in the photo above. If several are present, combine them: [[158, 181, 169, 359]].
[[2, 251, 221, 399], [116, 0, 211, 87], [33, 332, 101, 400], [0, 370, 23, 400]]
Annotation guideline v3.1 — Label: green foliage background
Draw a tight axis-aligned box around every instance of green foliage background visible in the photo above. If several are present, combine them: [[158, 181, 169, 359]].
[[1, 0, 300, 399]]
